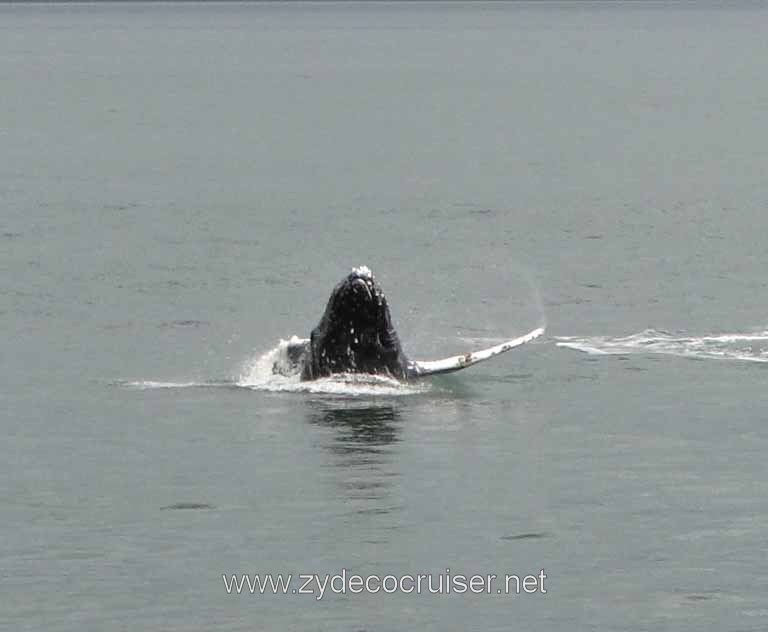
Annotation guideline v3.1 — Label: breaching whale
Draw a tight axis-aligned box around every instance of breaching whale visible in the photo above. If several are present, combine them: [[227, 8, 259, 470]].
[[274, 266, 543, 381]]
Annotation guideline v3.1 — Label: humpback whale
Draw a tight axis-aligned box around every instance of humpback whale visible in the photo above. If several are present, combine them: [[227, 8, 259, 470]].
[[274, 266, 544, 381]]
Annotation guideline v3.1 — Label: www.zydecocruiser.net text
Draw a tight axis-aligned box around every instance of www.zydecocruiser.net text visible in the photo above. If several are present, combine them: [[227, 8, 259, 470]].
[[223, 569, 547, 599]]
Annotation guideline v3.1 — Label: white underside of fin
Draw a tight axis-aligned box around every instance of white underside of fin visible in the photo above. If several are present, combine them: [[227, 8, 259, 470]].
[[409, 326, 545, 377]]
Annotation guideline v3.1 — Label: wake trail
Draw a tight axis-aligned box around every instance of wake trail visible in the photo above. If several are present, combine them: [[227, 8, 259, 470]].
[[114, 338, 428, 397], [555, 328, 768, 363]]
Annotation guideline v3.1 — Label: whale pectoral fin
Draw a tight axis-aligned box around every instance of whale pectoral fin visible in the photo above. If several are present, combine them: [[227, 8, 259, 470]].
[[287, 340, 310, 364], [406, 327, 545, 378], [273, 338, 311, 376]]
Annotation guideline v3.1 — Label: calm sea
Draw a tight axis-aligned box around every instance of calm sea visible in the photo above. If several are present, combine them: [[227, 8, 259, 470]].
[[2, 2, 768, 630]]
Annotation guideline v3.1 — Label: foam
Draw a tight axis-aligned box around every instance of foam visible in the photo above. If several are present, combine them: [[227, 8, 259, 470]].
[[555, 328, 768, 363], [113, 380, 203, 389], [114, 337, 427, 396], [236, 338, 427, 396]]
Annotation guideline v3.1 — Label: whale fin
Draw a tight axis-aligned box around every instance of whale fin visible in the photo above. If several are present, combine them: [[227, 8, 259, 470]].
[[406, 327, 544, 378], [272, 337, 310, 376]]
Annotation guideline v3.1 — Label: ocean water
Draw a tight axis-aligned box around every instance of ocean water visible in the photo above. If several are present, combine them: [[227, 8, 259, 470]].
[[2, 2, 768, 630]]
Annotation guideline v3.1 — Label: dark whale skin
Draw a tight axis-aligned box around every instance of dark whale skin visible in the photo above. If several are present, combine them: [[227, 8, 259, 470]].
[[301, 268, 410, 381]]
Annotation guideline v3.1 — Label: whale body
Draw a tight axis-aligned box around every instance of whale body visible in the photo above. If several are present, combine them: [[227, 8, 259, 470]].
[[274, 266, 544, 381]]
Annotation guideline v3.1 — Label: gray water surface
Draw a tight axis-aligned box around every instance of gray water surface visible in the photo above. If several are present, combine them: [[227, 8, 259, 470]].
[[3, 2, 768, 630]]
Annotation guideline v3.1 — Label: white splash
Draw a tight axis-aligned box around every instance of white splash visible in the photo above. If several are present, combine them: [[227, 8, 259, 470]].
[[555, 328, 768, 363], [351, 265, 373, 279], [115, 380, 203, 389], [236, 338, 427, 396]]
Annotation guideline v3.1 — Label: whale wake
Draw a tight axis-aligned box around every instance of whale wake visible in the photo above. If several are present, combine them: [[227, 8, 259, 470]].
[[555, 328, 768, 363], [115, 338, 428, 396]]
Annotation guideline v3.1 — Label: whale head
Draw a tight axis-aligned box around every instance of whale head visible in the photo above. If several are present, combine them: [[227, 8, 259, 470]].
[[302, 267, 408, 379]]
